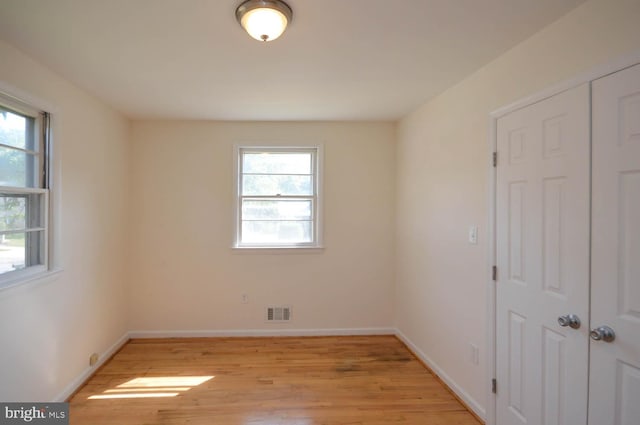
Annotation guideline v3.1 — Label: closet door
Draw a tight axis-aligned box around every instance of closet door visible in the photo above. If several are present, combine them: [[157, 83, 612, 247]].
[[590, 63, 640, 425], [495, 84, 590, 425]]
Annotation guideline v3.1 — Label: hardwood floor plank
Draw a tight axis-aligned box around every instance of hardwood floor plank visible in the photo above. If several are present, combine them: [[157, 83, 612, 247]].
[[69, 336, 482, 424]]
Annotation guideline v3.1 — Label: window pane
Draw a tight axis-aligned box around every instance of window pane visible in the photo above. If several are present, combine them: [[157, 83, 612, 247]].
[[243, 152, 311, 174], [242, 221, 312, 244], [0, 232, 26, 274], [0, 194, 44, 231], [0, 229, 44, 276], [242, 200, 312, 220], [0, 147, 39, 188], [0, 108, 35, 150], [0, 196, 26, 231], [242, 175, 312, 196]]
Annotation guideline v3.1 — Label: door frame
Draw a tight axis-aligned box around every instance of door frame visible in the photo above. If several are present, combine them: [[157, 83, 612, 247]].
[[486, 49, 640, 425]]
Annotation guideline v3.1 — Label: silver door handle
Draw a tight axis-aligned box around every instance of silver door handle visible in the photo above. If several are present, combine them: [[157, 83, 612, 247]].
[[558, 314, 581, 329], [590, 326, 615, 342]]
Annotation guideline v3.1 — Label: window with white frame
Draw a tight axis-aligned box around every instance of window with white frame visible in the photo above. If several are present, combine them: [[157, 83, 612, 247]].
[[235, 146, 321, 248], [0, 93, 50, 287]]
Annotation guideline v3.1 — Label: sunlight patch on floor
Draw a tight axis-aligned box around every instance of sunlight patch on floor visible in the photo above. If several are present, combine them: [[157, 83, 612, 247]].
[[88, 376, 214, 400]]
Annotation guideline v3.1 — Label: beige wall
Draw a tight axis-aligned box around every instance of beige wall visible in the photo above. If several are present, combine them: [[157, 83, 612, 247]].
[[395, 0, 640, 417], [0, 41, 130, 400], [129, 121, 395, 332]]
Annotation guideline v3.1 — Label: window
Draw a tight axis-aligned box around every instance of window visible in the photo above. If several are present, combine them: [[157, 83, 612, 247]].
[[235, 146, 321, 248], [0, 93, 50, 287]]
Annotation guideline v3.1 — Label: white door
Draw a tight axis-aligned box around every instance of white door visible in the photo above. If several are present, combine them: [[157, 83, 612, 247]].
[[590, 63, 640, 425], [496, 84, 591, 425]]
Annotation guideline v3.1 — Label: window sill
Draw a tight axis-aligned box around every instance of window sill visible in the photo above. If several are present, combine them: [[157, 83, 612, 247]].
[[232, 246, 325, 255], [0, 268, 63, 292]]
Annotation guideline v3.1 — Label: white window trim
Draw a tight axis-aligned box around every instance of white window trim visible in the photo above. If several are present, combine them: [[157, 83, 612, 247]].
[[233, 144, 324, 250], [0, 91, 56, 290]]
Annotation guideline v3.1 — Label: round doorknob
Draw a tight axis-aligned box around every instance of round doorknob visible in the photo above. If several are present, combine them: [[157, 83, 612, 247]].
[[590, 326, 615, 342], [558, 314, 581, 329]]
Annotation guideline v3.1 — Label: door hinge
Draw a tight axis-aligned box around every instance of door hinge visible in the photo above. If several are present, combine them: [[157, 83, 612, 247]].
[[492, 265, 497, 281], [492, 378, 497, 394], [492, 151, 497, 167]]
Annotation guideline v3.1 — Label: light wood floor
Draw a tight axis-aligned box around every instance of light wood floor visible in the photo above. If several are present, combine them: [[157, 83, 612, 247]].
[[69, 336, 482, 425]]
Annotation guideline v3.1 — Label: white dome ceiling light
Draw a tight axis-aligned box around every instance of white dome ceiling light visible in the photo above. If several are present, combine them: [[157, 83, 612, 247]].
[[235, 0, 293, 42]]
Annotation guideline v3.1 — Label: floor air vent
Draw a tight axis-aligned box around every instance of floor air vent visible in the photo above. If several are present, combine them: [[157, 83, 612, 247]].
[[266, 306, 292, 322]]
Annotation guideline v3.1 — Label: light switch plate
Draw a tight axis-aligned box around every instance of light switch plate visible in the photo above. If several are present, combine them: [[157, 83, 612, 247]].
[[468, 226, 478, 244]]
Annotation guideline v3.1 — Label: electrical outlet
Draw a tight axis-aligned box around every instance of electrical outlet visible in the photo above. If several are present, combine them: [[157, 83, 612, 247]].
[[241, 293, 249, 304], [89, 353, 99, 366]]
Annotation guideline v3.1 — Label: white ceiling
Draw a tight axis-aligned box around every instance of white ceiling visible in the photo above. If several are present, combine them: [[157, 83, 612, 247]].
[[0, 0, 586, 121]]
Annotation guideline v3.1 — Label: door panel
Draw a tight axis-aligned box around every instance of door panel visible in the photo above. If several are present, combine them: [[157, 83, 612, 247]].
[[542, 327, 566, 425], [496, 84, 590, 425], [590, 63, 640, 425]]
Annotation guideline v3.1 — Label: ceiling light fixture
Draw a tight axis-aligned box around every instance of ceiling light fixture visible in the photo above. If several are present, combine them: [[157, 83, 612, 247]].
[[235, 0, 293, 42]]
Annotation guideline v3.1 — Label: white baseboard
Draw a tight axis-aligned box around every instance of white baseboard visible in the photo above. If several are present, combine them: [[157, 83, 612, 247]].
[[53, 332, 129, 402], [395, 330, 486, 421], [128, 327, 396, 339]]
